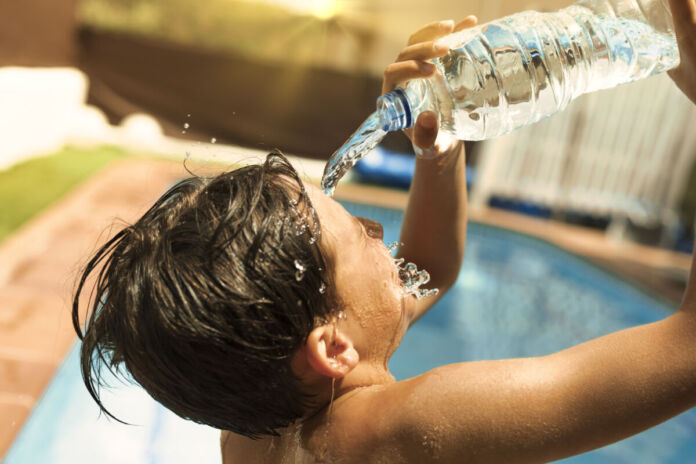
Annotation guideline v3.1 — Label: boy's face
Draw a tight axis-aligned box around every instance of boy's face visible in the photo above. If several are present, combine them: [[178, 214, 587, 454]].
[[304, 183, 415, 366]]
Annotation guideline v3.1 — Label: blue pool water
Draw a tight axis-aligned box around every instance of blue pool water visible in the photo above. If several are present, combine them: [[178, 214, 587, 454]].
[[6, 201, 696, 463]]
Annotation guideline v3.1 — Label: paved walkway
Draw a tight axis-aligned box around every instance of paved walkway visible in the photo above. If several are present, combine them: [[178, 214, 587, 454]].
[[0, 158, 184, 457]]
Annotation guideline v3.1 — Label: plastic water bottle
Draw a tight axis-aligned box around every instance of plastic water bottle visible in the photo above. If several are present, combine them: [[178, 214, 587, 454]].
[[321, 0, 679, 195]]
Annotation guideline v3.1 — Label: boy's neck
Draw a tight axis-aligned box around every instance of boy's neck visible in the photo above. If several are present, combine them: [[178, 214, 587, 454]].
[[303, 359, 396, 421]]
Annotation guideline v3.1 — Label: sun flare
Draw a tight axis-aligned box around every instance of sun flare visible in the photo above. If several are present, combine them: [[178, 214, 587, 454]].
[[255, 0, 341, 19]]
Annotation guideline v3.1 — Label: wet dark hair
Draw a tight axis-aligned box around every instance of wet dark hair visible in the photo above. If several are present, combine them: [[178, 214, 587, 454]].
[[72, 151, 337, 438]]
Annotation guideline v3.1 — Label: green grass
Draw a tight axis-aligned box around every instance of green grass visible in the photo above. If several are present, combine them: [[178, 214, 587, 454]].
[[0, 146, 128, 244]]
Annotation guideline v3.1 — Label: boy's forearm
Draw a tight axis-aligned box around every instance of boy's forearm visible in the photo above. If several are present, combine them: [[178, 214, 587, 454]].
[[397, 142, 468, 297]]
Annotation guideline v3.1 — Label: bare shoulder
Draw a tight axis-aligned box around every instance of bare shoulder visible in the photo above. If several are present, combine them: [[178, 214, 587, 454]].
[[358, 359, 565, 463], [322, 368, 504, 463], [219, 357, 558, 463]]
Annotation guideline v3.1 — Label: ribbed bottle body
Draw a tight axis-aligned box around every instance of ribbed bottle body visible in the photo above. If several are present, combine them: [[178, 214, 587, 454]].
[[404, 0, 679, 140]]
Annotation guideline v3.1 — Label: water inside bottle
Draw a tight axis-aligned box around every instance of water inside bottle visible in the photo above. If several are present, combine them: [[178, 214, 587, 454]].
[[434, 7, 679, 140]]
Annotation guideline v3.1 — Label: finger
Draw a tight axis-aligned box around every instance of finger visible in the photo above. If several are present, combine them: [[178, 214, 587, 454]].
[[454, 15, 479, 32], [412, 112, 439, 150], [382, 61, 436, 94], [408, 19, 455, 45], [668, 0, 696, 21], [396, 41, 450, 62]]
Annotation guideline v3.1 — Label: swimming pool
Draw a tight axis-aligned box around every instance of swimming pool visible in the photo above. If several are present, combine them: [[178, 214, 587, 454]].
[[6, 201, 695, 463]]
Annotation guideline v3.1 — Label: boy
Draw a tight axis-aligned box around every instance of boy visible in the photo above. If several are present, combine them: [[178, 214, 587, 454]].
[[74, 1, 696, 462]]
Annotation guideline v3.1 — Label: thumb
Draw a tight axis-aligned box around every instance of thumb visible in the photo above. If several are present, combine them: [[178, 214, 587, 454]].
[[412, 111, 439, 150]]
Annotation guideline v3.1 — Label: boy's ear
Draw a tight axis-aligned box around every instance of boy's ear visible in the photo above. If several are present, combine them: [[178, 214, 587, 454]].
[[303, 324, 359, 379]]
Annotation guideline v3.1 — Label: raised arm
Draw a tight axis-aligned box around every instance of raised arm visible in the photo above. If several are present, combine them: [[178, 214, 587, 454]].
[[382, 17, 477, 323]]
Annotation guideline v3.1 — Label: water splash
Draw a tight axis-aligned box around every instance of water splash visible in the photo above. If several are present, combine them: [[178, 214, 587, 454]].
[[393, 258, 439, 300], [320, 111, 387, 197], [386, 241, 403, 254]]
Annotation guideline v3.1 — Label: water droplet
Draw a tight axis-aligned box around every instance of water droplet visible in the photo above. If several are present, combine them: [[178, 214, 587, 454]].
[[417, 288, 439, 299], [185, 151, 191, 159], [296, 223, 308, 236], [295, 260, 306, 281], [186, 113, 191, 118], [211, 137, 217, 144], [181, 130, 187, 134], [386, 241, 403, 253], [184, 123, 190, 129], [319, 282, 327, 294]]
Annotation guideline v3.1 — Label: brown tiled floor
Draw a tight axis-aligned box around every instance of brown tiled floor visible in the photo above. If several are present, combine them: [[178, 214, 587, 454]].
[[0, 158, 691, 459]]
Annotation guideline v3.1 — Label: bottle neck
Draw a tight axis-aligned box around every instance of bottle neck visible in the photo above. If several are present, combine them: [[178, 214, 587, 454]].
[[377, 88, 413, 132]]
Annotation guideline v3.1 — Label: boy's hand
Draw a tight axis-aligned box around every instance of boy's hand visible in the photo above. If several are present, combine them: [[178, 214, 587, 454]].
[[668, 0, 696, 104], [381, 16, 478, 158]]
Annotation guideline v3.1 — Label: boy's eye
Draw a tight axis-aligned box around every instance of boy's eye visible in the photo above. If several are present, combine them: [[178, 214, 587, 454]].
[[357, 217, 383, 239]]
